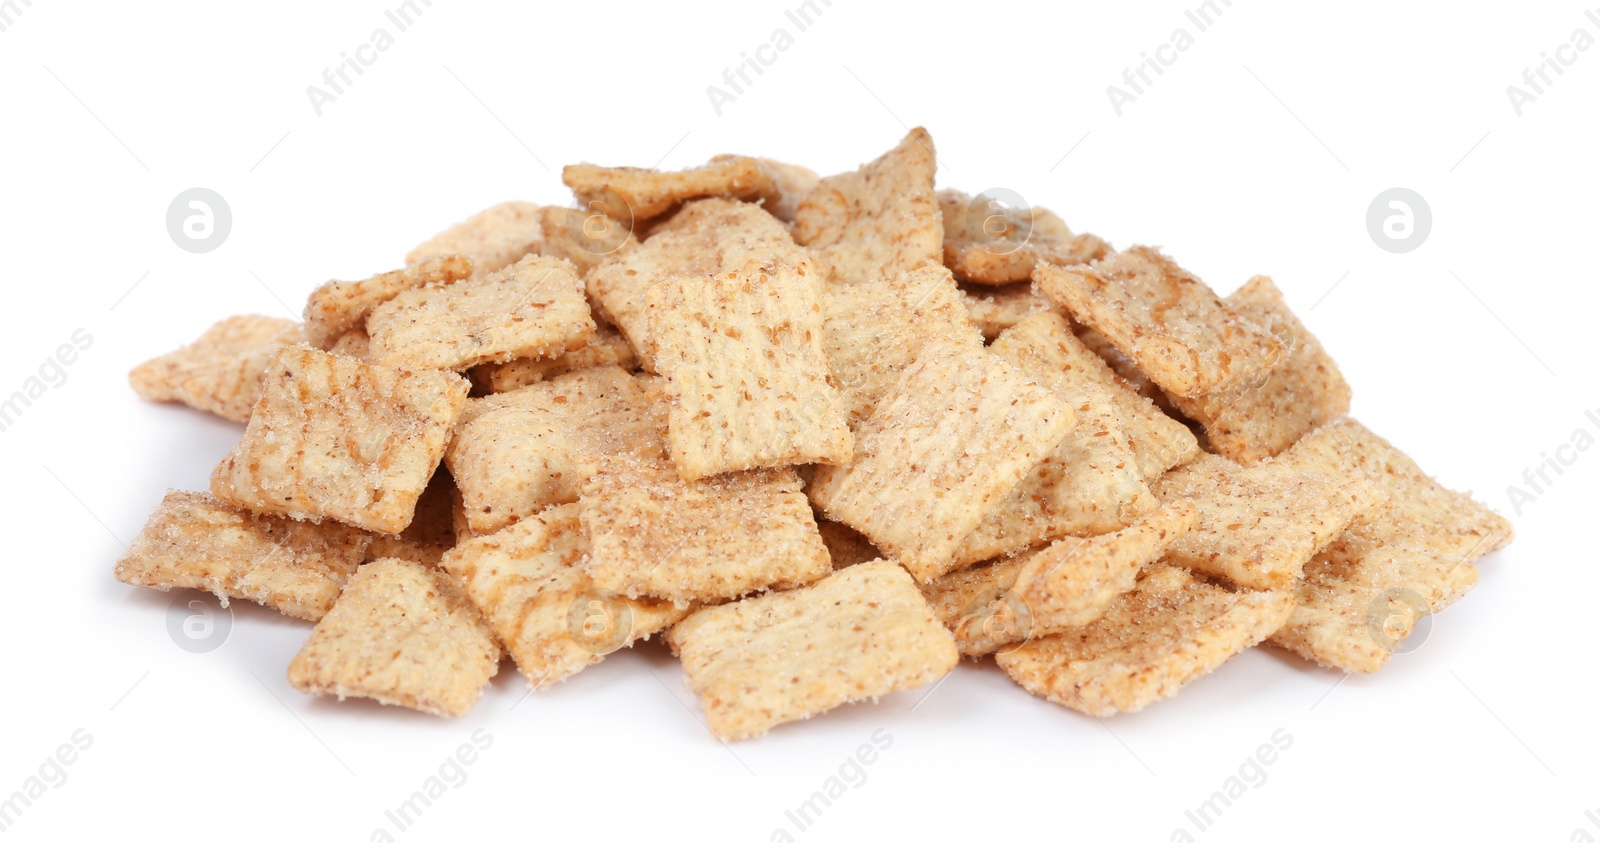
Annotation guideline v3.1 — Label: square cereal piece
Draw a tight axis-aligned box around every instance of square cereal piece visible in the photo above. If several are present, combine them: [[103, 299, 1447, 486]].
[[534, 205, 640, 277], [114, 490, 372, 621], [563, 155, 782, 222], [954, 312, 1157, 565], [794, 128, 942, 285], [1033, 247, 1282, 398], [996, 565, 1295, 715], [1007, 502, 1196, 626], [579, 455, 830, 602], [938, 502, 1197, 657], [210, 347, 470, 534], [1065, 323, 1198, 479], [303, 255, 475, 349], [130, 315, 305, 423], [473, 323, 638, 393], [367, 254, 595, 371], [586, 199, 792, 370], [960, 281, 1059, 341], [287, 557, 499, 717], [1151, 453, 1385, 591], [646, 254, 852, 478], [441, 503, 689, 687], [446, 368, 666, 535], [1014, 311, 1196, 481], [808, 340, 1075, 583], [666, 560, 958, 740], [821, 264, 984, 427], [1267, 419, 1513, 672], [406, 200, 543, 272], [938, 189, 1110, 285], [364, 469, 458, 568], [1166, 276, 1351, 464]]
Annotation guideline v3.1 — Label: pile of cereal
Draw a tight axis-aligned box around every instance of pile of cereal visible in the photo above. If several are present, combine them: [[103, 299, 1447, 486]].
[[114, 128, 1512, 738]]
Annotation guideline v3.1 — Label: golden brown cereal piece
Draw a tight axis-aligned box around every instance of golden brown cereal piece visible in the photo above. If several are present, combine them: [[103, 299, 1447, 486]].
[[987, 309, 1194, 476], [919, 555, 1023, 628], [821, 264, 984, 427], [1009, 502, 1197, 623], [587, 199, 792, 370], [447, 368, 666, 535], [1034, 247, 1282, 398], [287, 558, 499, 717], [210, 347, 470, 534], [406, 200, 543, 272], [1060, 324, 1196, 478], [129, 315, 304, 423], [954, 312, 1156, 565], [646, 254, 851, 479], [794, 128, 941, 285], [534, 205, 640, 277], [442, 503, 689, 688], [302, 256, 475, 349], [808, 340, 1075, 583], [1151, 453, 1385, 590], [474, 323, 638, 393], [966, 505, 1196, 655], [938, 189, 1110, 285], [113, 490, 371, 621], [364, 470, 458, 568], [1266, 419, 1513, 672], [325, 327, 371, 362], [579, 455, 830, 602], [960, 281, 1059, 341], [934, 503, 1197, 657], [666, 560, 958, 740], [996, 565, 1295, 716], [367, 254, 595, 372], [818, 519, 881, 569], [1166, 276, 1351, 464], [918, 555, 1029, 654], [563, 155, 780, 221]]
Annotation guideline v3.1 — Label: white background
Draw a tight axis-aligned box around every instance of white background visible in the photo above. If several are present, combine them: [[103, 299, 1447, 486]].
[[1, 1, 1596, 840]]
